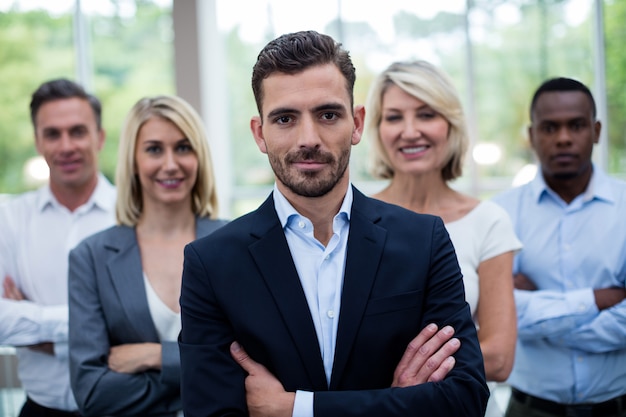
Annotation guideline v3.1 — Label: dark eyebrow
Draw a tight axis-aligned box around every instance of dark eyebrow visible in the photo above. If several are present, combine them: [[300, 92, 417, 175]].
[[42, 124, 88, 133], [311, 103, 346, 113], [266, 107, 301, 120]]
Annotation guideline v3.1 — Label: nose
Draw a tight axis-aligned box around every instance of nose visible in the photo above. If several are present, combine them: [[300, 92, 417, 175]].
[[555, 126, 573, 146], [163, 149, 179, 172], [400, 118, 421, 140], [296, 116, 322, 149], [58, 133, 75, 154]]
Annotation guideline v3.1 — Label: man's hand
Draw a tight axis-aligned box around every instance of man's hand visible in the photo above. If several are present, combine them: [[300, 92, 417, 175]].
[[392, 324, 460, 387], [3, 275, 25, 300], [513, 273, 537, 291], [26, 342, 54, 355], [230, 341, 295, 417], [594, 287, 626, 311], [108, 343, 161, 373]]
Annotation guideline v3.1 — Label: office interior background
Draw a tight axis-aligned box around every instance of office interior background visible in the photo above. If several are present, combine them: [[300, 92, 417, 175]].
[[0, 0, 625, 414]]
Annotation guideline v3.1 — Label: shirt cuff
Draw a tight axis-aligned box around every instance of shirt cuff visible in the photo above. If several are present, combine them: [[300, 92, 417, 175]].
[[53, 341, 69, 360], [566, 288, 598, 317], [40, 305, 69, 342], [293, 390, 313, 417]]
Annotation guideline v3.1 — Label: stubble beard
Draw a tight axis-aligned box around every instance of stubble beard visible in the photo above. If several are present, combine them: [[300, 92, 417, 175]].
[[268, 146, 351, 198]]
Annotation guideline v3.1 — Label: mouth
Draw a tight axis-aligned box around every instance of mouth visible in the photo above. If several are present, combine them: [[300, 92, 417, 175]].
[[551, 153, 578, 163], [156, 178, 184, 188], [400, 145, 429, 155], [292, 160, 327, 171], [57, 159, 82, 172]]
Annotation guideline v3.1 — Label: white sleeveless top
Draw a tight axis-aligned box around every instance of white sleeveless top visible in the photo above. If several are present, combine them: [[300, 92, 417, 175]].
[[143, 273, 181, 341], [143, 274, 184, 417]]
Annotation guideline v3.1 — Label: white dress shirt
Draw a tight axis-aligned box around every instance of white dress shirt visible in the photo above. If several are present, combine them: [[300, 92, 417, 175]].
[[272, 184, 352, 417], [0, 174, 115, 411]]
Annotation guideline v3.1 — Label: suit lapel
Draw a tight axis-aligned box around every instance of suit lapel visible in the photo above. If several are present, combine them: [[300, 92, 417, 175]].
[[106, 226, 160, 342], [330, 188, 386, 389], [248, 195, 328, 390]]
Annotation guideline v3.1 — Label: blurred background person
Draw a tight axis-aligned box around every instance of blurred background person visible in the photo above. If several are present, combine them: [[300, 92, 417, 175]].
[[366, 60, 521, 417], [0, 78, 115, 417], [68, 95, 226, 416], [494, 77, 626, 417]]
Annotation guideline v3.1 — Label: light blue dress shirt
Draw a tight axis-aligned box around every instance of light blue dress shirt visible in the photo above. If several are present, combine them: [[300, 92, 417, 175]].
[[273, 184, 352, 417], [493, 167, 626, 404]]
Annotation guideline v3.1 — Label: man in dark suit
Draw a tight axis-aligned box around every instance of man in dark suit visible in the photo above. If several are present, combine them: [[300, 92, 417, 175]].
[[179, 30, 488, 417]]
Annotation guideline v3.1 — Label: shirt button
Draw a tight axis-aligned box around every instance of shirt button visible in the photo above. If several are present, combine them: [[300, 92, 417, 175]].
[[327, 310, 335, 318], [578, 304, 586, 312], [298, 221, 305, 229]]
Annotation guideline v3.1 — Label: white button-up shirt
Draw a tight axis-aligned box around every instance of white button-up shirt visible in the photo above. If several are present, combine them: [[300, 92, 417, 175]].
[[0, 174, 115, 411]]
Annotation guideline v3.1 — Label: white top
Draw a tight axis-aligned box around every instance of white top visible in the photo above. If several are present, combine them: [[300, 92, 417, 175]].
[[445, 200, 522, 317], [143, 273, 181, 342], [143, 273, 184, 417], [445, 200, 521, 417], [0, 175, 115, 411]]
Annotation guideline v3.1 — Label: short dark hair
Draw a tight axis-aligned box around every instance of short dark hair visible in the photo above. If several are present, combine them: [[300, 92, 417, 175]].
[[30, 78, 102, 129], [251, 30, 356, 117], [530, 77, 596, 121]]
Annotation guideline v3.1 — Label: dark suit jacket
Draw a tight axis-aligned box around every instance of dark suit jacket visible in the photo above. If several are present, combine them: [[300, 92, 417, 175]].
[[180, 188, 488, 417], [69, 217, 226, 417]]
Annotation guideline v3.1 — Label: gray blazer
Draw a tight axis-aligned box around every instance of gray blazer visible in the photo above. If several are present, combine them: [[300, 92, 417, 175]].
[[68, 218, 226, 417]]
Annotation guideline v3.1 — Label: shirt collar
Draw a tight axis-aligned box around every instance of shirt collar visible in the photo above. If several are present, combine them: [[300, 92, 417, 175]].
[[36, 173, 116, 213], [273, 183, 353, 228], [530, 164, 615, 204]]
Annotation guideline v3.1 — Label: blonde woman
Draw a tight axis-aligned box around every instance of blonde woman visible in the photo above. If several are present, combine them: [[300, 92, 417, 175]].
[[366, 61, 521, 417], [68, 95, 226, 416]]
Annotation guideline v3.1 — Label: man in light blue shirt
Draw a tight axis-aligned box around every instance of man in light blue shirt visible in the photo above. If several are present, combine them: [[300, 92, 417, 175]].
[[494, 77, 626, 417]]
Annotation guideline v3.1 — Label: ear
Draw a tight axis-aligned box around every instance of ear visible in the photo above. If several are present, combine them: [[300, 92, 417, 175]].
[[250, 116, 267, 154], [351, 105, 365, 146], [97, 128, 106, 151], [527, 124, 537, 151], [593, 120, 601, 144], [34, 134, 43, 155]]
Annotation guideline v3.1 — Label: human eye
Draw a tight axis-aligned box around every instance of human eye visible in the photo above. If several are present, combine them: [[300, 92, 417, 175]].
[[417, 111, 437, 120], [69, 126, 88, 137], [273, 115, 293, 125], [540, 122, 556, 133], [320, 112, 338, 121], [145, 144, 162, 154], [383, 113, 402, 123], [176, 141, 194, 153], [570, 120, 585, 131], [42, 128, 60, 140]]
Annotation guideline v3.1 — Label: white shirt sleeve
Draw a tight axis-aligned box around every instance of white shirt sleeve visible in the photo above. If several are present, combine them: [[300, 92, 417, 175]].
[[293, 390, 314, 417], [0, 298, 68, 345]]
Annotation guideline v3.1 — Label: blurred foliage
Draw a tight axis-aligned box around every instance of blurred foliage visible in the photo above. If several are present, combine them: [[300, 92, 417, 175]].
[[0, 0, 173, 193], [604, 0, 626, 171]]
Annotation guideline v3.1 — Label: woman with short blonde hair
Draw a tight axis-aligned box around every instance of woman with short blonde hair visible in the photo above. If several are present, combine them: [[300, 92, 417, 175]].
[[367, 60, 521, 417]]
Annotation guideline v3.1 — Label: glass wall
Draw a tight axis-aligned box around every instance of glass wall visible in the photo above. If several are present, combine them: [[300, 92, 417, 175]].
[[215, 0, 622, 213], [1, 0, 625, 214], [1, 0, 625, 415]]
